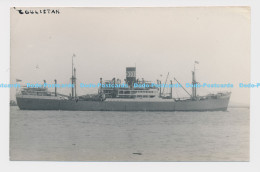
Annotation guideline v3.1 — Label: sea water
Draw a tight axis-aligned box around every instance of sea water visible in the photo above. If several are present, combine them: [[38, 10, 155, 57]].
[[10, 106, 249, 161]]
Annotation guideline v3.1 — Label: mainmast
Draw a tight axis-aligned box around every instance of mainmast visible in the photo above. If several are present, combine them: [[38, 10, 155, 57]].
[[192, 61, 199, 99]]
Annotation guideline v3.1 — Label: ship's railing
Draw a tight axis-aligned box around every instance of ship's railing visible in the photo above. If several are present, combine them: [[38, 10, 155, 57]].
[[18, 90, 52, 96], [118, 90, 157, 95], [117, 89, 158, 98]]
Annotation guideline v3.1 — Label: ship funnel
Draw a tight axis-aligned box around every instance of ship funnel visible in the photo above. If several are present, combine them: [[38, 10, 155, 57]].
[[126, 67, 136, 86]]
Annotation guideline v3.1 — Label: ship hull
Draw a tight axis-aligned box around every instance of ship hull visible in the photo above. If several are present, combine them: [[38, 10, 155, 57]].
[[16, 94, 231, 111]]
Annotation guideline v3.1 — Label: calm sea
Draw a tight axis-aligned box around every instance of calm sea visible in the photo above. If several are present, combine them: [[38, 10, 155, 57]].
[[10, 106, 249, 161]]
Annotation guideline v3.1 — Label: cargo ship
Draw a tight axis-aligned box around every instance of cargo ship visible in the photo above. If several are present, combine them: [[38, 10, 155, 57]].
[[16, 58, 231, 111]]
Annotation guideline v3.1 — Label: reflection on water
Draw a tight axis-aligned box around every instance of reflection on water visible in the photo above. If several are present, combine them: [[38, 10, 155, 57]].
[[10, 107, 249, 161]]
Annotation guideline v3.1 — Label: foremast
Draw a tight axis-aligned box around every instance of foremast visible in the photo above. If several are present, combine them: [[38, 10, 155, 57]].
[[71, 54, 77, 98]]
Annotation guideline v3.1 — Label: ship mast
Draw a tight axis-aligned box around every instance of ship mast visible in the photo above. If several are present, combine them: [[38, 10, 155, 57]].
[[170, 80, 173, 99], [71, 54, 76, 98], [74, 67, 77, 97], [192, 61, 199, 99]]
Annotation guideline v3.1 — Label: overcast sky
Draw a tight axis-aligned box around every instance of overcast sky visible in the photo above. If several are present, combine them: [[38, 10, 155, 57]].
[[10, 7, 250, 104]]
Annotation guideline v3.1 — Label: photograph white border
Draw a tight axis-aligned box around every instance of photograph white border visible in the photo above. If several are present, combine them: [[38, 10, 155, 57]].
[[1, 0, 260, 172]]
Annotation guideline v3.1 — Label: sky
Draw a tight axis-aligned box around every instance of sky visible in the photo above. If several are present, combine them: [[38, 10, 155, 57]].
[[10, 7, 250, 105]]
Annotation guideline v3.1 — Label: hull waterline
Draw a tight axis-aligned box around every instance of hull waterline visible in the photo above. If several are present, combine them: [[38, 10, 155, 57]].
[[16, 94, 231, 111]]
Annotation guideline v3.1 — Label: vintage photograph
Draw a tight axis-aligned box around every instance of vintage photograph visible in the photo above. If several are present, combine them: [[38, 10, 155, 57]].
[[10, 7, 250, 161]]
